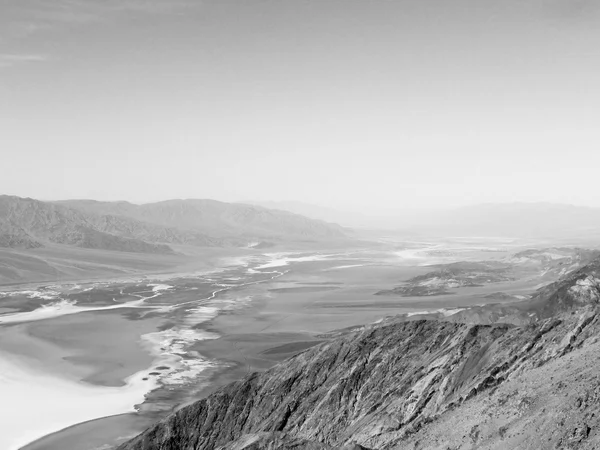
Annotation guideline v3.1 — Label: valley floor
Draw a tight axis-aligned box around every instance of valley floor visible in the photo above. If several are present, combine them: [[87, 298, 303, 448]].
[[0, 236, 582, 450]]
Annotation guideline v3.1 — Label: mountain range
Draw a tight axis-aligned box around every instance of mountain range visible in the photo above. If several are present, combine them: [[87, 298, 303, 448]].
[[118, 256, 600, 450], [5, 197, 600, 255], [249, 201, 600, 239], [246, 201, 369, 228], [0, 196, 347, 255], [405, 203, 600, 238]]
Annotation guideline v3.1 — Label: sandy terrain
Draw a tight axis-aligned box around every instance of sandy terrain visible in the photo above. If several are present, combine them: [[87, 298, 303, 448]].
[[0, 312, 162, 450], [0, 244, 248, 287]]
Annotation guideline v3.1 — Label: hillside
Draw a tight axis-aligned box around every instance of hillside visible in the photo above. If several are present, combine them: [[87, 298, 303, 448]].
[[117, 258, 600, 450], [438, 256, 600, 326], [377, 247, 600, 299], [57, 199, 347, 241], [247, 202, 600, 238], [245, 200, 366, 228], [0, 196, 347, 257], [0, 221, 41, 249], [0, 196, 224, 254]]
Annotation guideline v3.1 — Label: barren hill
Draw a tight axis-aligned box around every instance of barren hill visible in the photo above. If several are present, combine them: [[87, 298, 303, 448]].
[[0, 196, 347, 255], [58, 199, 347, 241], [118, 258, 600, 450], [0, 196, 175, 254]]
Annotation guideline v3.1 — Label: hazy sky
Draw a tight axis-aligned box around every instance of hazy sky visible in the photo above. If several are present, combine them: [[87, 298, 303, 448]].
[[1, 0, 599, 212]]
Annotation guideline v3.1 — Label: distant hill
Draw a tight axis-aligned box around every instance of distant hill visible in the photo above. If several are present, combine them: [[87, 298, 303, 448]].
[[244, 200, 365, 228], [0, 195, 347, 255], [57, 199, 347, 241], [439, 254, 600, 325], [0, 196, 178, 254], [400, 202, 600, 238], [246, 201, 600, 237]]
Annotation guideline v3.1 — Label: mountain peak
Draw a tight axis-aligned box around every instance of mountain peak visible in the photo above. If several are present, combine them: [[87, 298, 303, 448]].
[[0, 196, 347, 255]]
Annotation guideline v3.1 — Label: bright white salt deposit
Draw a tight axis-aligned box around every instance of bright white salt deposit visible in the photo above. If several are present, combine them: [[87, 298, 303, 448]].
[[0, 289, 60, 300], [140, 319, 220, 386], [0, 282, 181, 324], [406, 308, 466, 317], [223, 255, 255, 267], [324, 264, 369, 271], [148, 284, 174, 292], [541, 252, 569, 260], [0, 350, 158, 450], [0, 297, 150, 324], [0, 256, 284, 449], [183, 306, 220, 325], [395, 246, 449, 266], [255, 253, 334, 269], [438, 308, 466, 317]]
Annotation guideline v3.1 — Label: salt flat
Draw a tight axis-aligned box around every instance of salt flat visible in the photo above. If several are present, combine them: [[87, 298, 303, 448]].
[[1, 237, 563, 450]]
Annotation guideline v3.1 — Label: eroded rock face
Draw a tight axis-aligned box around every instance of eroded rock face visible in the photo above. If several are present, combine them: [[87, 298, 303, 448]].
[[118, 309, 600, 450], [118, 258, 600, 450], [568, 276, 600, 304], [443, 258, 600, 326]]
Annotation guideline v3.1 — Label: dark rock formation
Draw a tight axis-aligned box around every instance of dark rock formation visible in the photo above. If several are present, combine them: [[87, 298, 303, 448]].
[[376, 261, 514, 297]]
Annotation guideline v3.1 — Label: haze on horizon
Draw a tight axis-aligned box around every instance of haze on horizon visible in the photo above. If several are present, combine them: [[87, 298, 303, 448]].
[[2, 0, 599, 213]]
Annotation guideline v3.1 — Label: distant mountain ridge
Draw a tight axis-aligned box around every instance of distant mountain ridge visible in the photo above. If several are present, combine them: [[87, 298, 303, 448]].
[[0, 196, 182, 254], [245, 200, 365, 228], [57, 199, 347, 241], [247, 201, 600, 237], [0, 195, 347, 254], [400, 202, 600, 238]]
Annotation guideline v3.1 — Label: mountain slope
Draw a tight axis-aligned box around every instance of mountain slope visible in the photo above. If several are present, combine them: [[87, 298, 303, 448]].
[[443, 256, 600, 325], [244, 200, 365, 228], [0, 196, 214, 253], [0, 221, 41, 249], [58, 199, 347, 241], [117, 259, 600, 450]]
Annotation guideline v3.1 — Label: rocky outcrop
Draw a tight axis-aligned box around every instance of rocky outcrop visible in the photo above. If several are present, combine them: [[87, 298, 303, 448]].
[[118, 311, 600, 450], [0, 221, 42, 249], [376, 261, 514, 297], [444, 257, 600, 325], [117, 258, 600, 450], [377, 249, 600, 298]]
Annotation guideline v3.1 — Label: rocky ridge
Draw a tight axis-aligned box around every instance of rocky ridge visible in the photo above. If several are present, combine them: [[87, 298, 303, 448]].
[[56, 199, 347, 241], [376, 261, 514, 297], [0, 196, 346, 254], [118, 258, 600, 450], [377, 247, 600, 298], [442, 256, 600, 326]]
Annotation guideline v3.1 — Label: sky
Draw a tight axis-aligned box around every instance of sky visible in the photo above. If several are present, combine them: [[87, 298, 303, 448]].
[[1, 0, 599, 213]]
